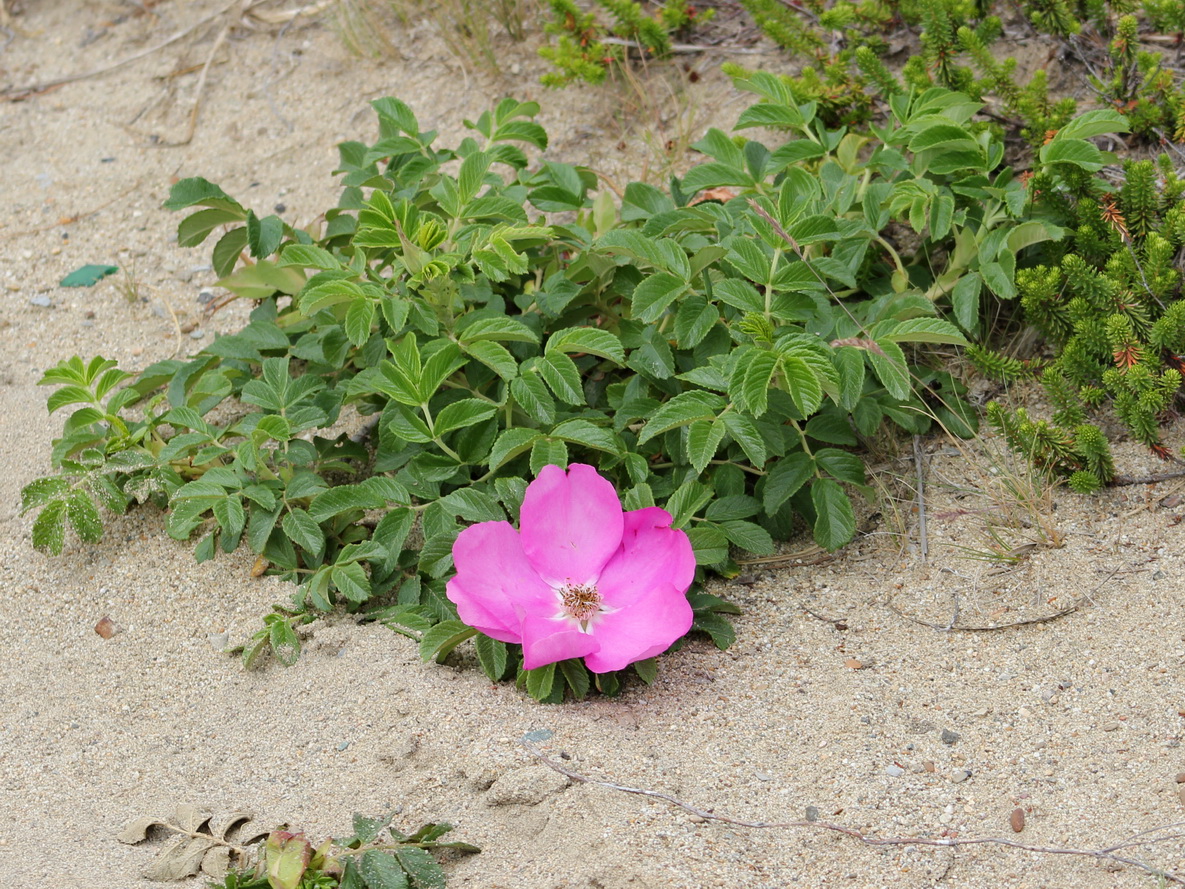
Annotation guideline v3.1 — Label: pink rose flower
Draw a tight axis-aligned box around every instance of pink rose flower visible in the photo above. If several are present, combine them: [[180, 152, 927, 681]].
[[446, 463, 696, 673]]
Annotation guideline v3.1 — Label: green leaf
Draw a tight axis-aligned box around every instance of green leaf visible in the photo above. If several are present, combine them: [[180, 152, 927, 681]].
[[1055, 108, 1130, 141], [332, 562, 371, 603], [719, 412, 767, 466], [439, 487, 505, 522], [907, 123, 978, 153], [488, 428, 540, 471], [981, 259, 1017, 299], [64, 489, 103, 543], [475, 634, 509, 681], [463, 339, 518, 380], [31, 499, 67, 555], [524, 662, 557, 701], [558, 659, 591, 699], [538, 352, 584, 405], [359, 850, 410, 889], [21, 476, 72, 512], [687, 418, 726, 474], [811, 478, 856, 551], [631, 272, 688, 323], [393, 847, 446, 889], [530, 437, 568, 475], [278, 244, 341, 270], [762, 452, 813, 514], [344, 298, 376, 347], [867, 340, 911, 401], [163, 176, 245, 213], [1039, 139, 1105, 172], [692, 611, 735, 649], [951, 272, 981, 334], [269, 619, 301, 666], [633, 657, 658, 685], [550, 418, 621, 454], [246, 211, 284, 259], [282, 509, 325, 557], [881, 318, 968, 346], [666, 480, 713, 528], [545, 327, 625, 363], [419, 620, 478, 664], [433, 399, 498, 437], [638, 391, 725, 445], [687, 524, 728, 565], [177, 208, 243, 248], [780, 355, 825, 416], [718, 520, 774, 555], [458, 315, 539, 344]]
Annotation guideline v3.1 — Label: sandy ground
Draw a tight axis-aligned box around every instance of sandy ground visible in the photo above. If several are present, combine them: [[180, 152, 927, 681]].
[[2, 2, 1184, 887]]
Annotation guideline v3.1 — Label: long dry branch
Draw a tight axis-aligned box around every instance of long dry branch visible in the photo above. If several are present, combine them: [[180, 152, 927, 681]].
[[524, 742, 1185, 885]]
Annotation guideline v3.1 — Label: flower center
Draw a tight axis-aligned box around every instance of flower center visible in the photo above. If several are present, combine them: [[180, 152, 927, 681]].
[[559, 583, 602, 622]]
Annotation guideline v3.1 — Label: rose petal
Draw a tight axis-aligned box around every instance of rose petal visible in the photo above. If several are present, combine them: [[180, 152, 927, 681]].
[[581, 584, 693, 673], [520, 614, 600, 671], [446, 521, 555, 644], [596, 507, 696, 608], [520, 463, 624, 587]]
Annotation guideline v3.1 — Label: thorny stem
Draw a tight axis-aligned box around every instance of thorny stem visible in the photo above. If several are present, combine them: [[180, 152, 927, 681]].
[[523, 743, 1185, 885]]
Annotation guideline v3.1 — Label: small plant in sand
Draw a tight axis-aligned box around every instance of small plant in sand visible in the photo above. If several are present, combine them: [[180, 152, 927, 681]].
[[119, 805, 476, 887], [35, 78, 1135, 695]]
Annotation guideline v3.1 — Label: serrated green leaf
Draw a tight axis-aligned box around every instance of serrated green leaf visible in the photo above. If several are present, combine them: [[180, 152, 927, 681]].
[[332, 562, 371, 603], [692, 611, 735, 649], [638, 391, 724, 445], [881, 318, 968, 346], [718, 519, 774, 555], [524, 662, 557, 701], [394, 847, 445, 889], [64, 489, 103, 543], [21, 476, 72, 512], [488, 428, 540, 471], [867, 340, 911, 401], [359, 849, 409, 889], [537, 352, 584, 405], [811, 477, 856, 551], [32, 499, 67, 555], [687, 418, 726, 474], [719, 412, 767, 467], [463, 339, 518, 380], [550, 418, 621, 454], [558, 659, 590, 699], [282, 508, 325, 557], [545, 327, 625, 363], [433, 399, 498, 437], [419, 620, 477, 664], [631, 272, 688, 323], [475, 634, 510, 681]]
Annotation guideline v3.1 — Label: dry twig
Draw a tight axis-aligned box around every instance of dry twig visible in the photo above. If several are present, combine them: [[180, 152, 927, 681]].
[[913, 435, 929, 564], [524, 743, 1185, 885], [0, 0, 245, 99]]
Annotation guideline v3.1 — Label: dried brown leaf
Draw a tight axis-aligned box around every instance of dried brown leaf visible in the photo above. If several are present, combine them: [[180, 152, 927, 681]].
[[142, 835, 216, 881], [117, 816, 167, 844], [174, 803, 212, 834], [210, 810, 256, 841], [201, 845, 232, 878]]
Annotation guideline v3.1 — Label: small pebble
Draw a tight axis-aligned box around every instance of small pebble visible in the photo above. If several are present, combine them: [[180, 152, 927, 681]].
[[1101, 722, 1120, 732], [805, 806, 819, 822], [1152, 569, 1166, 580], [522, 729, 554, 743], [952, 769, 972, 783], [208, 632, 230, 651], [1179, 786, 1185, 807], [94, 616, 116, 639], [941, 729, 960, 745], [1175, 773, 1185, 784], [1010, 808, 1026, 832], [29, 295, 52, 308], [190, 329, 204, 339], [337, 741, 350, 751], [923, 761, 936, 773], [755, 771, 772, 782], [844, 658, 864, 670], [885, 764, 905, 778]]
